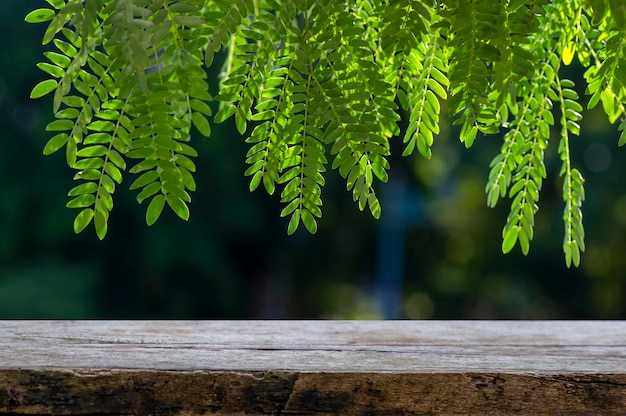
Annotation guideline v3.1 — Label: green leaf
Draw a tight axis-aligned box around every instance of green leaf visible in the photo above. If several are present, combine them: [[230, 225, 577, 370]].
[[94, 209, 108, 240], [245, 160, 264, 176], [100, 174, 116, 193], [66, 135, 77, 166], [73, 208, 94, 233], [173, 15, 204, 26], [427, 79, 447, 99], [66, 194, 96, 209], [502, 226, 519, 254], [77, 145, 107, 157], [190, 99, 212, 116], [107, 150, 126, 170], [37, 62, 64, 78], [600, 89, 615, 117], [84, 133, 111, 145], [562, 43, 575, 65], [251, 110, 274, 121], [151, 19, 173, 43], [368, 194, 381, 219], [214, 105, 236, 123], [104, 163, 123, 184], [42, 15, 64, 45], [235, 108, 247, 134], [192, 112, 211, 137], [88, 120, 116, 132], [55, 108, 79, 119], [263, 174, 275, 195], [518, 227, 530, 255], [280, 198, 299, 217], [30, 79, 57, 98], [249, 171, 263, 192], [74, 169, 100, 181], [168, 2, 200, 12], [68, 182, 98, 196], [74, 157, 104, 169], [44, 51, 70, 68], [25, 8, 56, 23], [54, 39, 77, 58], [130, 170, 159, 190], [178, 143, 198, 157], [287, 209, 301, 235], [166, 194, 189, 220], [46, 119, 73, 131], [146, 195, 165, 226], [301, 209, 317, 234], [59, 2, 83, 14], [45, 0, 65, 9], [461, 123, 478, 148], [43, 133, 68, 155], [163, 182, 191, 203], [136, 180, 160, 203]]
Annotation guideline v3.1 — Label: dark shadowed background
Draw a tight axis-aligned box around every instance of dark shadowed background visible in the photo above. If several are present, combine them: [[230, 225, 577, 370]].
[[1, 1, 625, 319]]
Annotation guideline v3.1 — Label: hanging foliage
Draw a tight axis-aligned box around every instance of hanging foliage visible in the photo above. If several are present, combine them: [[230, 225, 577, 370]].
[[26, 0, 626, 266]]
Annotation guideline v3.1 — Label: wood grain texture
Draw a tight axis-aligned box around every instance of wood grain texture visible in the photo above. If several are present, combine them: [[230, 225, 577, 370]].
[[1, 321, 625, 415]]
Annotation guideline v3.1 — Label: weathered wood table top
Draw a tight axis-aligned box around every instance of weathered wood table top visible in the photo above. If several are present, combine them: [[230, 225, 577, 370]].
[[1, 320, 625, 415]]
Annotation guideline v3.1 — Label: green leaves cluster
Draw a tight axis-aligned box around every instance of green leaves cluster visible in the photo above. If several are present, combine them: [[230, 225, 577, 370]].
[[29, 0, 209, 238], [485, 0, 624, 267], [27, 0, 626, 266]]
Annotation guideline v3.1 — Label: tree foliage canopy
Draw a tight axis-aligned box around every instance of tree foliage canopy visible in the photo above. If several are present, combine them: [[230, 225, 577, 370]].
[[27, 0, 626, 266]]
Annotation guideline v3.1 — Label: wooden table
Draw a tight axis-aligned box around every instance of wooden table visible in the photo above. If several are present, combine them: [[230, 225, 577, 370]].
[[1, 321, 625, 415]]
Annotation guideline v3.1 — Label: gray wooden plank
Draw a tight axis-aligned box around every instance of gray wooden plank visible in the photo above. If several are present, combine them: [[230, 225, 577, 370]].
[[1, 321, 625, 415], [1, 321, 624, 373]]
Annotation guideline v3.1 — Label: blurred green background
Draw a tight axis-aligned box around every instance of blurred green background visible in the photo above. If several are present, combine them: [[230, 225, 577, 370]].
[[1, 2, 625, 319]]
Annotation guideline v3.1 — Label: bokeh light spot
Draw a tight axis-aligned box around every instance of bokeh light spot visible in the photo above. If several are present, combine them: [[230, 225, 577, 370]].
[[584, 143, 611, 172], [403, 291, 434, 319]]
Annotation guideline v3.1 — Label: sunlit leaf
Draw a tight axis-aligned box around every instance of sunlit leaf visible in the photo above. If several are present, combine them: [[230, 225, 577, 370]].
[[73, 208, 94, 233], [214, 105, 236, 123], [25, 8, 56, 23], [192, 112, 211, 137], [146, 195, 165, 226], [30, 79, 57, 98], [287, 209, 300, 235], [94, 209, 107, 240], [43, 133, 68, 155], [166, 194, 189, 221], [502, 226, 519, 254]]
